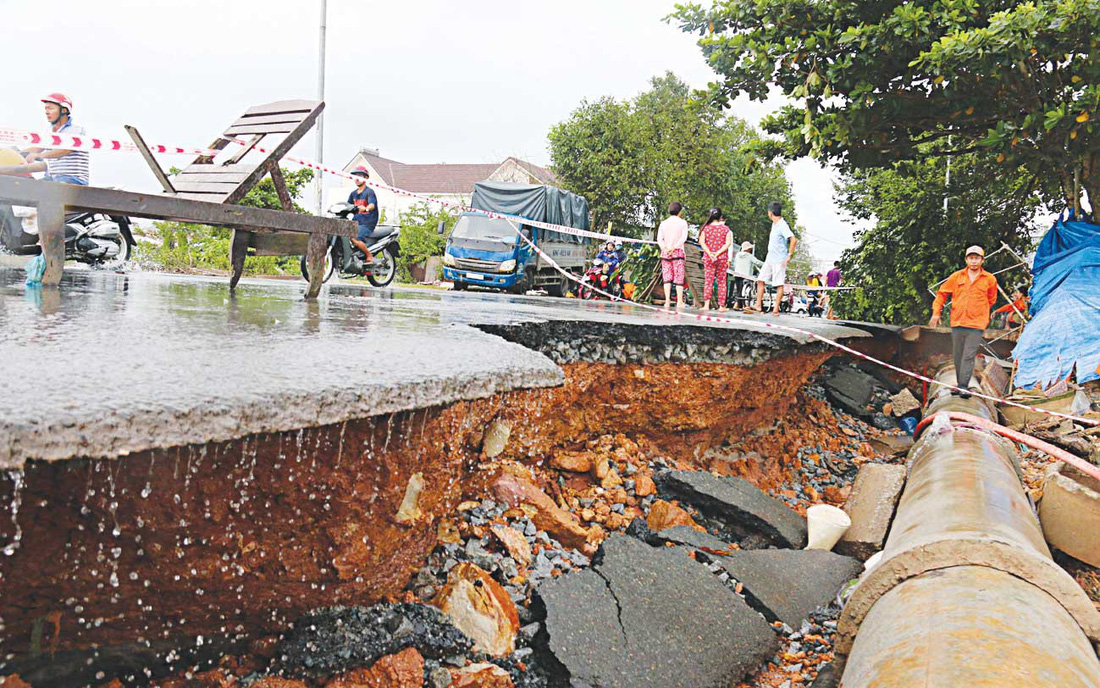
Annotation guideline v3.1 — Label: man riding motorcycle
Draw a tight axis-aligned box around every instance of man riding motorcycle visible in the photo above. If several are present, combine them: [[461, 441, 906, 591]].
[[0, 93, 90, 185], [348, 166, 378, 262]]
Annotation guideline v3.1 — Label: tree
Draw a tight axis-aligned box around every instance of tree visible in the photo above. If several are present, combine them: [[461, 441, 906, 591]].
[[138, 168, 314, 274], [830, 153, 1040, 324], [396, 202, 457, 283], [671, 0, 1100, 209], [548, 72, 796, 247]]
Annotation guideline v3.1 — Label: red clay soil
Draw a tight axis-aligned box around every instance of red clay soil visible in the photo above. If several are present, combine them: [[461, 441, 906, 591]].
[[0, 352, 834, 662]]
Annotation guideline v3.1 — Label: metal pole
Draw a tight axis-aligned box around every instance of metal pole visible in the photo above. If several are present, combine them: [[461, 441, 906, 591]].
[[943, 136, 951, 213], [314, 0, 328, 215]]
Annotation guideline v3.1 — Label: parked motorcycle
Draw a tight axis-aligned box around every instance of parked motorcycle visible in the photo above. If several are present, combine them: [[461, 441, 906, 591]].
[[300, 202, 401, 287], [0, 203, 135, 267], [578, 258, 625, 300]]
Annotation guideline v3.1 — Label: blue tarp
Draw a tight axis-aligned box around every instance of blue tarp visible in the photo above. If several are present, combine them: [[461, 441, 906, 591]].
[[1013, 211, 1100, 389]]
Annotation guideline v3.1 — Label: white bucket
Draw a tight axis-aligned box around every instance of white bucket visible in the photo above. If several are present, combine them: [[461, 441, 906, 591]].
[[805, 504, 852, 551]]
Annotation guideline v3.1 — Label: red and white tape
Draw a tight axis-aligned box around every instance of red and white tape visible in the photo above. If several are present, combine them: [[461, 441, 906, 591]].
[[2, 123, 1090, 426], [0, 127, 221, 159]]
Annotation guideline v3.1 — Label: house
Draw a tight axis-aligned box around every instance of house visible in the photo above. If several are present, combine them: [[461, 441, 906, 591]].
[[325, 148, 556, 222]]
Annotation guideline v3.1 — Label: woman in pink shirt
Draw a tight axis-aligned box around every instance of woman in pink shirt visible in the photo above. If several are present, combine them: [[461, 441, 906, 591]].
[[656, 201, 688, 309], [699, 207, 732, 311]]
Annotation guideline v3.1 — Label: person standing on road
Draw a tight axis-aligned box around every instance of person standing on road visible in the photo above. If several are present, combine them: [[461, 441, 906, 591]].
[[825, 261, 842, 319], [699, 207, 732, 311], [929, 245, 999, 397], [750, 202, 797, 315], [656, 202, 688, 310]]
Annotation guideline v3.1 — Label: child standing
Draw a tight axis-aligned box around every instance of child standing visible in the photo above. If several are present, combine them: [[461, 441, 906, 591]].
[[700, 207, 732, 311]]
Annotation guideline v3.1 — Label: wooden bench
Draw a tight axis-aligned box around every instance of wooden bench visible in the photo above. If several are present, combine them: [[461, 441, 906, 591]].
[[0, 176, 355, 297], [123, 99, 336, 295]]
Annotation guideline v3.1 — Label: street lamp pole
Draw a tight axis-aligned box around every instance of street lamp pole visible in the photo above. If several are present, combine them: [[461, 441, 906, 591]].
[[314, 0, 328, 215]]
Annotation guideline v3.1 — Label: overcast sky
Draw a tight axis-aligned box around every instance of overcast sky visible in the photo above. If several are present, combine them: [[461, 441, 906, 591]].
[[3, 0, 862, 266]]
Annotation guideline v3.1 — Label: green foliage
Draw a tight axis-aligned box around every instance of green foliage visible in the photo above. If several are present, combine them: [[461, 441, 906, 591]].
[[830, 153, 1039, 324], [548, 72, 796, 248], [396, 202, 457, 283], [670, 0, 1100, 207], [136, 168, 314, 275]]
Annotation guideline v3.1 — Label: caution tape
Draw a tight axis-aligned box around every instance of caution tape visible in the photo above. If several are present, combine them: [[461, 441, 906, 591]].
[[3, 123, 1090, 425], [0, 127, 221, 158]]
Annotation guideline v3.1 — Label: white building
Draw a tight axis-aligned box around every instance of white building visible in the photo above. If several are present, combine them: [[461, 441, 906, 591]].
[[325, 148, 556, 223]]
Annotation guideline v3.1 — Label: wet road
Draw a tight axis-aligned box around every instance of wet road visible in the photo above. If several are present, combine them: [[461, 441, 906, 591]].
[[0, 269, 871, 469]]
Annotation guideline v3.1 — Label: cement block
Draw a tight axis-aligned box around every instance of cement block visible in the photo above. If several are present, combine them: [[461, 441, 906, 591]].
[[835, 464, 906, 560], [1040, 463, 1100, 568]]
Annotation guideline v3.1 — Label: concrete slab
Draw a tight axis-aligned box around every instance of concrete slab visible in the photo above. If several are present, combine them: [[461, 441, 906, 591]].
[[537, 535, 777, 688], [654, 469, 808, 548], [836, 464, 907, 560], [714, 549, 862, 627], [1040, 463, 1100, 568], [0, 269, 873, 470]]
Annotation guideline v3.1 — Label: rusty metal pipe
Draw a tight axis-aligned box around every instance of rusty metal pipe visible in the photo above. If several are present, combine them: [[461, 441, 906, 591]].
[[838, 365, 1100, 687]]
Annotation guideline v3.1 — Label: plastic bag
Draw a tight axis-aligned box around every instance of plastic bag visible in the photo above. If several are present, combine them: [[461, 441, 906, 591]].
[[24, 254, 45, 286]]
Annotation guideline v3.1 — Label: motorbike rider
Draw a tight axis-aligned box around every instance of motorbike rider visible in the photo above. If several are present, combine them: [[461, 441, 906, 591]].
[[19, 94, 91, 185], [595, 240, 620, 272], [348, 166, 378, 263], [613, 239, 627, 265]]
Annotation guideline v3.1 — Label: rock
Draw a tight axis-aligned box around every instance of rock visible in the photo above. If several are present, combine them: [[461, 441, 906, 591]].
[[656, 526, 736, 555], [600, 469, 623, 490], [490, 524, 532, 568], [889, 388, 921, 417], [427, 667, 452, 688], [278, 604, 472, 677], [395, 472, 426, 525], [836, 464, 907, 560], [433, 563, 519, 657], [1, 677, 32, 688], [592, 457, 611, 480], [538, 536, 776, 687], [712, 550, 862, 627], [654, 470, 807, 548], [823, 365, 877, 418], [867, 434, 913, 457], [645, 499, 703, 532], [447, 663, 514, 688], [551, 451, 593, 473], [633, 473, 656, 497], [1039, 463, 1100, 568], [249, 679, 310, 688], [324, 647, 424, 688], [482, 420, 512, 459], [490, 472, 589, 550]]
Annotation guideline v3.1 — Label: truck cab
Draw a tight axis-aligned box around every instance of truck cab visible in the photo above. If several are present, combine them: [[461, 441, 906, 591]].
[[441, 182, 590, 295]]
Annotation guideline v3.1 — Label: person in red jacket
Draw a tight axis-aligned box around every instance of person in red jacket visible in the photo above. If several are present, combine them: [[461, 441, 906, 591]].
[[993, 285, 1029, 328], [929, 245, 999, 397]]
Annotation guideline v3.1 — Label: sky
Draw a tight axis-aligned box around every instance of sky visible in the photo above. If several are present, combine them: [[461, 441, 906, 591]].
[[2, 0, 862, 266]]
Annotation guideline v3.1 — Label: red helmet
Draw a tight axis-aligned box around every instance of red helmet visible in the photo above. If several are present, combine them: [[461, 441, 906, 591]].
[[41, 93, 73, 111], [350, 166, 370, 178]]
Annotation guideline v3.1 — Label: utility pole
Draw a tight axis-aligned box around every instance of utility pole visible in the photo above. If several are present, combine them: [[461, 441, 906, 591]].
[[314, 0, 328, 215], [944, 135, 951, 213]]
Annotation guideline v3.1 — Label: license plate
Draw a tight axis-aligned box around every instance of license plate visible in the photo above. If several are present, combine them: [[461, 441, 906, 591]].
[[465, 272, 485, 280]]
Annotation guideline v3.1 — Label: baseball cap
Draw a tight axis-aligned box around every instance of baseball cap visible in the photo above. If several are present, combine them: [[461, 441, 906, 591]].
[[965, 245, 985, 257]]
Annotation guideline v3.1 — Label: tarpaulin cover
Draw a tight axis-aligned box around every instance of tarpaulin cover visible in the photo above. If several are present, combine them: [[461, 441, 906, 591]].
[[471, 182, 590, 244], [1013, 213, 1100, 388]]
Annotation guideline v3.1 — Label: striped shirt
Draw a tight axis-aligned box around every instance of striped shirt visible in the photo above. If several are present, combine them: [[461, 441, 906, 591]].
[[45, 119, 90, 184]]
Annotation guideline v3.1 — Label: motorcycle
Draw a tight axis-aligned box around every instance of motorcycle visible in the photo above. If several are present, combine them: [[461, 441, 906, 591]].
[[578, 258, 625, 300], [0, 202, 135, 267], [299, 202, 401, 287]]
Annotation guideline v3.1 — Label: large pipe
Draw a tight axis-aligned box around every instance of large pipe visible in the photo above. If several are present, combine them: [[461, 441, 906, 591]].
[[838, 365, 1100, 687]]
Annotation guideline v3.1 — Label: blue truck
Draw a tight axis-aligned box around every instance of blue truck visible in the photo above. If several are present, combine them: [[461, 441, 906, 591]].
[[441, 181, 590, 295]]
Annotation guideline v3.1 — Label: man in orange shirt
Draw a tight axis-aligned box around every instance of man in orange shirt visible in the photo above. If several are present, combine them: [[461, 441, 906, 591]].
[[929, 245, 999, 397]]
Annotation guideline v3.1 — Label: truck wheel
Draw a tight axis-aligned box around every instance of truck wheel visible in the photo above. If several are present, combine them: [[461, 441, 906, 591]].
[[547, 273, 570, 297], [452, 280, 468, 292]]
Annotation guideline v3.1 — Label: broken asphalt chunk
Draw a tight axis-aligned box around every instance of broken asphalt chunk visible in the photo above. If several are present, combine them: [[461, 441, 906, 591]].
[[653, 470, 808, 548], [712, 549, 862, 628], [536, 535, 777, 687]]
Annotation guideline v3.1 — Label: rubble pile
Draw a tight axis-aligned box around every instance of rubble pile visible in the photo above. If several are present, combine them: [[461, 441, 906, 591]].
[[8, 358, 924, 688]]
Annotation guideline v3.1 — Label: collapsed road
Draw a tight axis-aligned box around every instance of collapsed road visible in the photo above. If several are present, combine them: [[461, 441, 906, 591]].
[[0, 268, 1096, 688]]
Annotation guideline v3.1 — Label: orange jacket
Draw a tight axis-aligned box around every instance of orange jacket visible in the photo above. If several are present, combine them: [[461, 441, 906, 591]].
[[993, 297, 1029, 318], [932, 268, 999, 329]]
